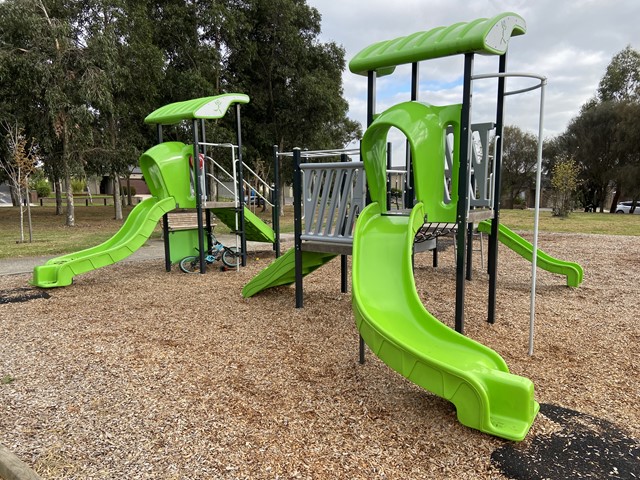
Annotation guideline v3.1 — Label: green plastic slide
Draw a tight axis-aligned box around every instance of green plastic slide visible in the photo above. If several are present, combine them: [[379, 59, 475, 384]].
[[31, 140, 194, 288], [211, 206, 275, 244], [31, 196, 176, 288], [353, 202, 539, 441], [477, 220, 584, 287], [242, 248, 336, 298]]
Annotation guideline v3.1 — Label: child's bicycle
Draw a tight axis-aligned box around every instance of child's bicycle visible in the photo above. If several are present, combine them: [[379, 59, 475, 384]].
[[179, 237, 240, 273]]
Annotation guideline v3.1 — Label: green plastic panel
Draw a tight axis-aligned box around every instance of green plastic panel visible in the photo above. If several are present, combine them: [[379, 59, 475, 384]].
[[349, 13, 526, 76], [139, 141, 195, 209], [478, 220, 584, 287], [144, 93, 250, 125], [31, 196, 176, 288], [361, 101, 461, 223], [352, 201, 539, 440], [211, 206, 276, 244], [167, 229, 200, 264], [242, 249, 337, 298]]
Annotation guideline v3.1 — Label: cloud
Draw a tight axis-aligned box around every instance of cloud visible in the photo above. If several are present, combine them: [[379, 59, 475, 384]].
[[308, 0, 640, 140]]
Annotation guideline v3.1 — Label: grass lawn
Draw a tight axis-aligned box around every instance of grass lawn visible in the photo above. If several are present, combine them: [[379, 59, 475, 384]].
[[498, 209, 640, 236], [0, 204, 637, 260], [0, 203, 294, 260]]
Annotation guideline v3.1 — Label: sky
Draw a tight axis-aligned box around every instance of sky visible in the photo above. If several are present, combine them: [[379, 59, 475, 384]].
[[306, 0, 639, 143]]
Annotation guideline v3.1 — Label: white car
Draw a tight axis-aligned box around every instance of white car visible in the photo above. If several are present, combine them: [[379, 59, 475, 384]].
[[615, 201, 640, 214]]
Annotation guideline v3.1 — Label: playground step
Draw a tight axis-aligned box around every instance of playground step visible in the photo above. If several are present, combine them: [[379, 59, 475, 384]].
[[164, 211, 215, 232]]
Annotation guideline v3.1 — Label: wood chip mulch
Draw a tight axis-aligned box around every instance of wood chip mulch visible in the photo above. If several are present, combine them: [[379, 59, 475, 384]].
[[0, 231, 638, 479]]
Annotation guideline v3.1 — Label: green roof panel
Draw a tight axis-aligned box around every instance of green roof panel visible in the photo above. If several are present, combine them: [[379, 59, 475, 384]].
[[349, 13, 526, 76], [145, 93, 250, 125]]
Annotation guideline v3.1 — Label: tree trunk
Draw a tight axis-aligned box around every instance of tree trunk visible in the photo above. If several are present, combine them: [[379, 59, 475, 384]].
[[63, 121, 75, 226], [9, 184, 20, 206], [17, 176, 24, 243], [25, 183, 33, 242], [126, 175, 132, 206], [65, 172, 75, 226], [55, 177, 63, 215], [610, 187, 622, 213], [113, 174, 123, 220]]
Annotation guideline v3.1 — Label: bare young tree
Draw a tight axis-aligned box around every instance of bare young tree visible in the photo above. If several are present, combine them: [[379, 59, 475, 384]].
[[1, 122, 39, 242]]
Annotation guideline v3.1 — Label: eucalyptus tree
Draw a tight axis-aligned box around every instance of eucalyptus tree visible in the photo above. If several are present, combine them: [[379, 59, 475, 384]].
[[0, 0, 94, 225], [80, 0, 164, 218], [222, 0, 360, 203], [499, 125, 538, 209]]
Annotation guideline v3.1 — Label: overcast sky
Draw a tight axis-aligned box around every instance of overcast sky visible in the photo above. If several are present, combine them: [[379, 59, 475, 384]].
[[306, 0, 639, 141]]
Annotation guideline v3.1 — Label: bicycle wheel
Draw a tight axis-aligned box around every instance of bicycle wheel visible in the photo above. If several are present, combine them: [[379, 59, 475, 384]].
[[179, 256, 202, 273], [222, 247, 240, 268]]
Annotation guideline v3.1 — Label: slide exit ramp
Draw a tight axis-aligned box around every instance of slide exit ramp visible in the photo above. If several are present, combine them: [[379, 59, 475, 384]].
[[211, 206, 275, 244], [242, 248, 336, 298], [478, 220, 583, 287]]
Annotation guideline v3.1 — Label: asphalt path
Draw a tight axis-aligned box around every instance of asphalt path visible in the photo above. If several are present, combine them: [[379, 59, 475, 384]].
[[0, 234, 289, 276]]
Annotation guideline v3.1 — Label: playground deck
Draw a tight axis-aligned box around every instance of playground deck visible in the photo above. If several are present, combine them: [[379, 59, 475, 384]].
[[0, 231, 638, 479]]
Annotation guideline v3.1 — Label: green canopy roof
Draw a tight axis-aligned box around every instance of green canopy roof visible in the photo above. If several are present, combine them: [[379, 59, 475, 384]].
[[349, 13, 526, 76], [144, 93, 250, 125]]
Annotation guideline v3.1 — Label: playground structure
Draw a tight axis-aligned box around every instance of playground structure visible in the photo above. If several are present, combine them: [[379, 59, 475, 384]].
[[27, 11, 587, 442], [31, 94, 279, 288], [244, 12, 585, 441]]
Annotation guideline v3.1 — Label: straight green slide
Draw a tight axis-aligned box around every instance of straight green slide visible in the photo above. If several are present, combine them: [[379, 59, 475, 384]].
[[477, 219, 583, 287], [353, 202, 539, 441], [211, 206, 275, 244], [31, 196, 176, 288], [242, 248, 336, 298]]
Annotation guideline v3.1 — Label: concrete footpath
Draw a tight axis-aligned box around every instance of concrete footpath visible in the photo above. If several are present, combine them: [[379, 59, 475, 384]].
[[0, 234, 290, 277]]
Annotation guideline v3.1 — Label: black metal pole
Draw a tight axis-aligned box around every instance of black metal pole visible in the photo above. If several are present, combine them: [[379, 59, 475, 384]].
[[235, 104, 247, 267], [488, 54, 508, 324], [454, 53, 475, 334], [404, 62, 419, 209], [386, 142, 392, 210], [367, 70, 377, 126], [193, 119, 206, 274], [340, 153, 349, 293], [272, 145, 281, 258], [466, 221, 474, 280], [359, 70, 378, 362], [157, 124, 172, 272], [293, 148, 303, 308]]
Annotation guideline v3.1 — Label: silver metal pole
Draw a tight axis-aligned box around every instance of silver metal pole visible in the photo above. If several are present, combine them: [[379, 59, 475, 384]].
[[529, 79, 547, 356]]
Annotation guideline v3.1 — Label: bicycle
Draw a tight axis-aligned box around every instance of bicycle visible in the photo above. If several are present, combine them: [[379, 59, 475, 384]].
[[179, 236, 240, 273]]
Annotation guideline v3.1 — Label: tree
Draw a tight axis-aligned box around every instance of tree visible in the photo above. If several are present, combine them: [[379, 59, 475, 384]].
[[550, 156, 580, 217], [562, 101, 620, 212], [499, 125, 538, 209], [598, 45, 640, 102], [1, 122, 39, 242], [80, 0, 164, 219], [223, 0, 361, 207]]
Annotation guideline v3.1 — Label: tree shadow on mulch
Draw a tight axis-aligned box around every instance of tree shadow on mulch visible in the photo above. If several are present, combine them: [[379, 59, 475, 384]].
[[492, 403, 640, 479], [0, 287, 50, 304]]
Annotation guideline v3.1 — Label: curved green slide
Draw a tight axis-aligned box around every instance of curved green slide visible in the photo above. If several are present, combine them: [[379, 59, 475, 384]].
[[477, 220, 583, 287], [31, 197, 176, 288], [31, 141, 195, 288], [353, 100, 538, 440], [353, 202, 539, 441], [242, 248, 336, 298]]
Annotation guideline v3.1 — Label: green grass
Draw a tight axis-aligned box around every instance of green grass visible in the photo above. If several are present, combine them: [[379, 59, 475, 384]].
[[499, 209, 640, 236], [0, 205, 160, 260], [0, 205, 636, 261]]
